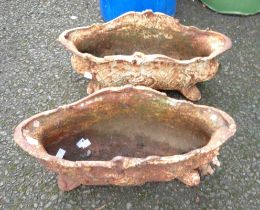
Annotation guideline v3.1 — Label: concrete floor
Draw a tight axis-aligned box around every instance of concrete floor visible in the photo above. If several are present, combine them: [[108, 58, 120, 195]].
[[0, 0, 259, 209]]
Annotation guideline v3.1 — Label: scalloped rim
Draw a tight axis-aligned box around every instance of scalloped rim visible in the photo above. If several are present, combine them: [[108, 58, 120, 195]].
[[58, 10, 232, 65], [14, 85, 236, 170]]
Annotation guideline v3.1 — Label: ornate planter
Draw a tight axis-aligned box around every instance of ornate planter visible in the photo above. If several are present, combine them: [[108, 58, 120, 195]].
[[14, 86, 236, 191], [59, 11, 232, 101]]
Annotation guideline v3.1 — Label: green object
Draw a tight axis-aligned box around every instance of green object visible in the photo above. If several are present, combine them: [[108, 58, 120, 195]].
[[201, 0, 260, 15]]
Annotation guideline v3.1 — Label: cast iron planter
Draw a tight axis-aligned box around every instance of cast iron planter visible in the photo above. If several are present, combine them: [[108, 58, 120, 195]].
[[59, 11, 232, 101], [14, 86, 236, 191]]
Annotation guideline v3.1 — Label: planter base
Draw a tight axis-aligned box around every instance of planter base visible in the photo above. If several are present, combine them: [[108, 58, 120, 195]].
[[177, 170, 200, 186], [58, 174, 81, 191], [87, 81, 202, 101]]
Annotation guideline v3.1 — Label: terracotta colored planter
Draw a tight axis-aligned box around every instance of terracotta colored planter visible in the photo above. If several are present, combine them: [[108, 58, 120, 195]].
[[14, 86, 236, 191], [59, 11, 232, 101]]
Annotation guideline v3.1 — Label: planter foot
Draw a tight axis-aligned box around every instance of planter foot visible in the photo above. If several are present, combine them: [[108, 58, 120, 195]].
[[57, 174, 81, 191], [180, 86, 201, 101], [212, 156, 221, 167], [177, 170, 200, 186], [87, 80, 101, 94], [199, 164, 214, 176]]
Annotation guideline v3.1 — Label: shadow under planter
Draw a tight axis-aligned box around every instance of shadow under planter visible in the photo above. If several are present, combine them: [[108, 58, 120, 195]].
[[14, 86, 236, 191], [59, 11, 232, 101]]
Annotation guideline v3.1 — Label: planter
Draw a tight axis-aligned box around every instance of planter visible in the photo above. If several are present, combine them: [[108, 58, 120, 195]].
[[59, 11, 232, 101], [100, 0, 176, 22], [201, 0, 260, 16], [14, 86, 236, 191]]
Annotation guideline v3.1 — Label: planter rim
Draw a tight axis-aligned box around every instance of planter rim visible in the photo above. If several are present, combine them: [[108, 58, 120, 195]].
[[14, 86, 236, 170], [58, 10, 232, 65]]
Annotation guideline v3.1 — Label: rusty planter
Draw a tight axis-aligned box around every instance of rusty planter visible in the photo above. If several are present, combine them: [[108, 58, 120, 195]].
[[59, 11, 232, 101], [14, 86, 236, 191]]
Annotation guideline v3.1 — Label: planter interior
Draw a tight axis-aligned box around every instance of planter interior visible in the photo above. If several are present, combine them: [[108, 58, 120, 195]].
[[71, 15, 221, 60], [44, 108, 210, 161]]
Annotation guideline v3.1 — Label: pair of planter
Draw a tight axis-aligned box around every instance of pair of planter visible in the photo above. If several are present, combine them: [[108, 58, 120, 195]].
[[14, 11, 236, 191]]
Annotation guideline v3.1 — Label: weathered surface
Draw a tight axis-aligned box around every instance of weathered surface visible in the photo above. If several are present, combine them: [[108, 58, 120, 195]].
[[14, 86, 236, 191], [59, 11, 231, 101]]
